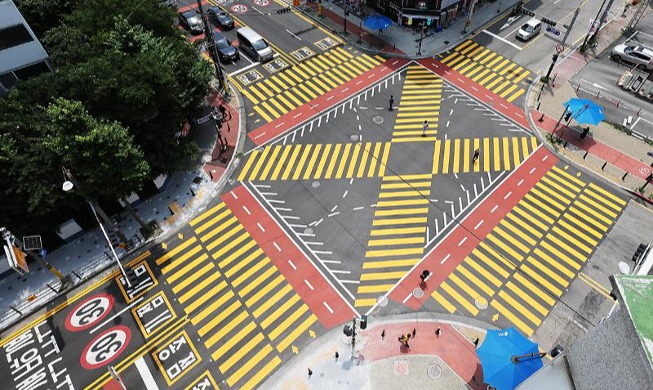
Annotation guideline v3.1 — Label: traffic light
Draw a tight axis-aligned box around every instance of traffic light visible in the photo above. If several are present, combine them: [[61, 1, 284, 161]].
[[541, 17, 557, 27], [552, 53, 559, 62], [277, 6, 291, 13], [564, 110, 572, 122], [522, 7, 535, 17], [359, 315, 368, 330], [343, 324, 353, 336]]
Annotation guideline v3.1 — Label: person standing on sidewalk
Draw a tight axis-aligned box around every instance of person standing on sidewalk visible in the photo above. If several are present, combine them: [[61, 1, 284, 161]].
[[422, 120, 429, 137], [579, 127, 590, 140]]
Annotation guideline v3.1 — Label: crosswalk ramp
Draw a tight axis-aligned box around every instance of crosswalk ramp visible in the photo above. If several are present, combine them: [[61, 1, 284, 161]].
[[431, 166, 627, 336], [432, 136, 538, 174], [393, 64, 441, 142], [439, 40, 530, 103], [356, 174, 431, 307], [237, 142, 391, 181], [153, 203, 318, 389], [238, 47, 384, 122]]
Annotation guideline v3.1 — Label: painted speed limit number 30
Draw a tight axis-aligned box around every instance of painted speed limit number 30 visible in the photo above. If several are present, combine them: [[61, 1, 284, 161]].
[[80, 326, 132, 370], [65, 293, 115, 332]]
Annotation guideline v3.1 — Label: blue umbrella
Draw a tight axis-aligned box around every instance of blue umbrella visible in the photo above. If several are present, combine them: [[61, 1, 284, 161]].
[[363, 15, 393, 31], [563, 98, 605, 126], [476, 327, 544, 390]]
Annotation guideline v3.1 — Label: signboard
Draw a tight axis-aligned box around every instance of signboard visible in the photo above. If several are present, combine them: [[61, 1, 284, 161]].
[[556, 44, 564, 54], [12, 245, 29, 273], [546, 26, 561, 36], [153, 331, 201, 385]]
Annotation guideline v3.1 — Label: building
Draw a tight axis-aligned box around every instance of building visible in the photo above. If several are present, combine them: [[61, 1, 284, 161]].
[[0, 0, 53, 95], [517, 274, 653, 390], [372, 0, 483, 28]]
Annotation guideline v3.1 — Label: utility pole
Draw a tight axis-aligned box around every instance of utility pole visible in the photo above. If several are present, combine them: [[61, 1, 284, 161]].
[[463, 0, 477, 34], [581, 0, 608, 49], [561, 6, 580, 47], [343, 0, 348, 33], [625, 0, 651, 34], [196, 0, 229, 96], [588, 0, 615, 43], [417, 23, 425, 55]]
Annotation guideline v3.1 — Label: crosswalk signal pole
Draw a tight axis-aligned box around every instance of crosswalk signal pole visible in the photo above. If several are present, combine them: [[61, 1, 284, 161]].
[[463, 0, 477, 34], [197, 0, 229, 97]]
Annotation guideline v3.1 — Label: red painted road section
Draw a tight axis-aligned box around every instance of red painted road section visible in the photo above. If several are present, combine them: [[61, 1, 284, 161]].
[[360, 322, 484, 389], [223, 185, 356, 329], [248, 58, 410, 146], [530, 108, 652, 180], [389, 146, 559, 310], [419, 58, 530, 129]]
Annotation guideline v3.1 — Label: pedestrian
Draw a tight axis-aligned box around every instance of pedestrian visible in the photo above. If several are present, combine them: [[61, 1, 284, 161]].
[[579, 126, 589, 140], [435, 327, 441, 338], [219, 104, 229, 120], [497, 1, 502, 13], [474, 337, 480, 347], [422, 120, 429, 137], [389, 95, 395, 111], [412, 328, 416, 338], [472, 148, 480, 164], [398, 333, 411, 348]]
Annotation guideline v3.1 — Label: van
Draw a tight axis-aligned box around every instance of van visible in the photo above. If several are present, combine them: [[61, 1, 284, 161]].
[[516, 19, 541, 41], [237, 27, 273, 63]]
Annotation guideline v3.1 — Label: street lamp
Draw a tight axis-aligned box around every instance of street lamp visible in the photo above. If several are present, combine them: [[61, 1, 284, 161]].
[[62, 173, 131, 287]]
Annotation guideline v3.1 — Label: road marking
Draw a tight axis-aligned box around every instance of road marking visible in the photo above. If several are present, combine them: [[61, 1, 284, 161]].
[[90, 297, 144, 334], [135, 357, 160, 390], [458, 237, 468, 246], [288, 259, 297, 270], [441, 254, 451, 264], [323, 301, 334, 313], [504, 191, 512, 200], [257, 222, 265, 232], [481, 29, 522, 50], [273, 242, 281, 251], [491, 205, 498, 213], [474, 220, 484, 230], [305, 279, 314, 290], [286, 29, 302, 40]]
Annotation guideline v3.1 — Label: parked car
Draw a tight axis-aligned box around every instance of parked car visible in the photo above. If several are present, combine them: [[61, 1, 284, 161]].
[[178, 10, 204, 35], [611, 44, 653, 70], [516, 18, 541, 41], [237, 27, 273, 62], [207, 7, 234, 30], [210, 31, 239, 62]]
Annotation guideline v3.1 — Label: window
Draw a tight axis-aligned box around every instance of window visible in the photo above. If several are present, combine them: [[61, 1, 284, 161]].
[[14, 61, 51, 80], [0, 24, 34, 51], [0, 72, 18, 90]]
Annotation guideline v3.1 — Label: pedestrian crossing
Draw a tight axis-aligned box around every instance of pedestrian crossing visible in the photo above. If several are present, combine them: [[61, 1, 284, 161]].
[[356, 174, 431, 307], [432, 136, 539, 174], [236, 47, 385, 123], [237, 142, 391, 182], [155, 202, 318, 389], [393, 65, 441, 142], [438, 40, 531, 103], [431, 166, 627, 336]]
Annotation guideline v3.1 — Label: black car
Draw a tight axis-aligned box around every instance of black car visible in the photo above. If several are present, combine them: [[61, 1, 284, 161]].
[[210, 32, 239, 62], [178, 10, 204, 35], [207, 7, 234, 30]]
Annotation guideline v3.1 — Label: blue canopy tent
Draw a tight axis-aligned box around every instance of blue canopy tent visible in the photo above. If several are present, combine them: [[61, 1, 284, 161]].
[[362, 15, 393, 31]]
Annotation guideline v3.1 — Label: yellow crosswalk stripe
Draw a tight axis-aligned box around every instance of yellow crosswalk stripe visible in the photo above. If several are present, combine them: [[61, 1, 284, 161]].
[[270, 145, 291, 180], [186, 280, 229, 316], [522, 195, 559, 222], [179, 271, 221, 304], [458, 264, 494, 296], [200, 213, 236, 243], [473, 249, 510, 279], [574, 199, 613, 226], [491, 299, 533, 336], [527, 255, 570, 288], [191, 289, 233, 325], [506, 281, 548, 315], [314, 144, 331, 179], [253, 284, 293, 318], [240, 355, 281, 390], [568, 207, 608, 232], [269, 304, 309, 341], [346, 143, 361, 178], [441, 281, 479, 315], [432, 290, 456, 313], [360, 271, 406, 281], [357, 284, 396, 293], [155, 237, 197, 265], [258, 145, 280, 181], [190, 202, 225, 227], [501, 218, 537, 246], [365, 247, 424, 257], [281, 145, 302, 180], [540, 240, 582, 270], [556, 221, 597, 249], [277, 314, 317, 352], [231, 255, 271, 287], [513, 205, 549, 231], [172, 261, 214, 294], [161, 245, 203, 274], [487, 232, 524, 262], [324, 144, 341, 179], [467, 258, 502, 287], [513, 272, 556, 306], [584, 190, 622, 216], [498, 290, 541, 326], [219, 333, 266, 373], [204, 305, 246, 343], [166, 253, 209, 284], [261, 294, 301, 329], [248, 146, 271, 180], [214, 321, 257, 359], [335, 143, 352, 179], [370, 226, 425, 235], [244, 274, 284, 307], [506, 213, 543, 241], [367, 142, 381, 177], [533, 248, 574, 279], [303, 144, 322, 180], [292, 144, 313, 180]]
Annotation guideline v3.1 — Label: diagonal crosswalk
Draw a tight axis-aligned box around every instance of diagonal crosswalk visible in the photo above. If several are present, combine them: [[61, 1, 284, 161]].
[[155, 202, 318, 389], [431, 166, 627, 335], [356, 174, 432, 307], [235, 47, 384, 122], [438, 40, 531, 103], [393, 64, 441, 142]]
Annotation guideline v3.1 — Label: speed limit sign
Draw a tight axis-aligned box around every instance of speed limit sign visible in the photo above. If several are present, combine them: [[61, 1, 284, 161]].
[[556, 44, 564, 54], [80, 326, 131, 370]]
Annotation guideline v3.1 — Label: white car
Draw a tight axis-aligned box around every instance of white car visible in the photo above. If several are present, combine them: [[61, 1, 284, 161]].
[[516, 19, 541, 41], [610, 44, 653, 70]]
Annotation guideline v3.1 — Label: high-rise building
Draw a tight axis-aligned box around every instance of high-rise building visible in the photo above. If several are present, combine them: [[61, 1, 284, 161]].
[[0, 0, 53, 95]]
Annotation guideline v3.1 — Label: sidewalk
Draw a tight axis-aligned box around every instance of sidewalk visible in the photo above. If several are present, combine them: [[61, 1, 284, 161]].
[[0, 81, 247, 332], [263, 314, 491, 389]]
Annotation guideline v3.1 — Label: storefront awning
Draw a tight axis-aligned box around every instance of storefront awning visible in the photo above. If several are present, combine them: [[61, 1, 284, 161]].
[[401, 14, 439, 20]]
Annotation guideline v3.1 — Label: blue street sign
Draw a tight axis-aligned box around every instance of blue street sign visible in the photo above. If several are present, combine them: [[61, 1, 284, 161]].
[[546, 26, 561, 36], [40, 248, 47, 259]]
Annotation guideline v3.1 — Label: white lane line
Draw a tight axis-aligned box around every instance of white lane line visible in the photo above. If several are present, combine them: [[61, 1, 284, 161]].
[[491, 205, 499, 213], [474, 220, 484, 230], [273, 242, 282, 252], [305, 279, 315, 290], [135, 357, 160, 390], [403, 294, 412, 304], [328, 212, 340, 217], [320, 259, 342, 264], [288, 260, 297, 270], [91, 297, 144, 334], [331, 205, 338, 212], [323, 301, 334, 313], [504, 191, 512, 200], [458, 237, 468, 246], [242, 206, 251, 215], [517, 179, 524, 186], [481, 29, 523, 50], [343, 190, 349, 198], [257, 222, 266, 232], [529, 167, 536, 174], [331, 270, 351, 274], [286, 29, 301, 40], [353, 206, 364, 211], [441, 254, 451, 264], [340, 279, 360, 284]]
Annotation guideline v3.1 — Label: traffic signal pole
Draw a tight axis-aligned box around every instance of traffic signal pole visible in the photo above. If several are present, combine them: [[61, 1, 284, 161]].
[[197, 0, 229, 96], [463, 0, 477, 34], [581, 0, 608, 50]]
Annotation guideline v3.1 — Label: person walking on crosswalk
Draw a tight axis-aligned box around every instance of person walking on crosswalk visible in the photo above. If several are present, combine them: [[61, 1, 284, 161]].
[[422, 120, 429, 137], [472, 148, 480, 164], [389, 95, 395, 111]]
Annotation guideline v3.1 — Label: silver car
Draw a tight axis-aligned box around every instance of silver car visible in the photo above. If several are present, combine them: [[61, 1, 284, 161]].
[[610, 44, 653, 70]]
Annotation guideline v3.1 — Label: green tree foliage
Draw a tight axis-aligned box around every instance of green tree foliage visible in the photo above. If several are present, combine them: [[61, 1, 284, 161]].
[[13, 0, 78, 38]]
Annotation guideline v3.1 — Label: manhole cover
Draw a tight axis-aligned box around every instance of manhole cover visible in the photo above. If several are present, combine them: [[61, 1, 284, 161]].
[[427, 363, 443, 379], [394, 360, 409, 376], [475, 297, 488, 310], [413, 287, 425, 298], [377, 296, 388, 306], [373, 116, 384, 124], [304, 227, 314, 235], [312, 181, 320, 188], [350, 134, 359, 141]]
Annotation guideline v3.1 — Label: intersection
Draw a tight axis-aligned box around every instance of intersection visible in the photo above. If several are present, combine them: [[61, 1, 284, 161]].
[[0, 20, 636, 390]]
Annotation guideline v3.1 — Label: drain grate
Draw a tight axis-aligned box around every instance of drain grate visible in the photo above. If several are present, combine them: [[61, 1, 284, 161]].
[[427, 363, 443, 380]]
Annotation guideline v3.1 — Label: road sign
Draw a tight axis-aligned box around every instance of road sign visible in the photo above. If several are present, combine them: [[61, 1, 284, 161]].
[[556, 44, 564, 54], [546, 26, 561, 36], [65, 293, 115, 332]]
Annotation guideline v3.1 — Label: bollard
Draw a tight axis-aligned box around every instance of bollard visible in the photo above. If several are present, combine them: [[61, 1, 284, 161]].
[[393, 43, 396, 50], [564, 141, 568, 148], [536, 102, 541, 111], [601, 161, 608, 170], [617, 100, 620, 107], [46, 283, 58, 293], [622, 172, 628, 181], [576, 84, 581, 92], [637, 108, 641, 116], [11, 306, 22, 316], [583, 151, 589, 159], [538, 113, 545, 122], [72, 271, 82, 280], [596, 91, 601, 98]]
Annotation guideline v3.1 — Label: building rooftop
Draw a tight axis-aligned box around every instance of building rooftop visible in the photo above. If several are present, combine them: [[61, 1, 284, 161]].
[[613, 274, 653, 367]]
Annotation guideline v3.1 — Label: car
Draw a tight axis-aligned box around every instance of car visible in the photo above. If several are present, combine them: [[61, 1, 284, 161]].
[[210, 31, 239, 62], [516, 19, 541, 41], [178, 10, 204, 35], [610, 44, 653, 70], [207, 7, 234, 30], [159, 0, 176, 8]]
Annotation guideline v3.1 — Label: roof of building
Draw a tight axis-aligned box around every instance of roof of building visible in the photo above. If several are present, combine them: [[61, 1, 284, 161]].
[[613, 274, 653, 367]]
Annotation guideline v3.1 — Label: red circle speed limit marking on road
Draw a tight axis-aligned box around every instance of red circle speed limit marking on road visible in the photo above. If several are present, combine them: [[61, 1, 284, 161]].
[[253, 0, 269, 6], [65, 293, 115, 332], [81, 326, 131, 370], [231, 4, 248, 13]]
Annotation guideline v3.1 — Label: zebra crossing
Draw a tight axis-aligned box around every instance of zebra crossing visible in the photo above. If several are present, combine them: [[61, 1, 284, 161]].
[[438, 40, 531, 103], [431, 166, 627, 336], [432, 136, 539, 174], [155, 202, 318, 389], [355, 174, 432, 307], [235, 47, 385, 123], [237, 142, 391, 182], [394, 65, 441, 142]]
